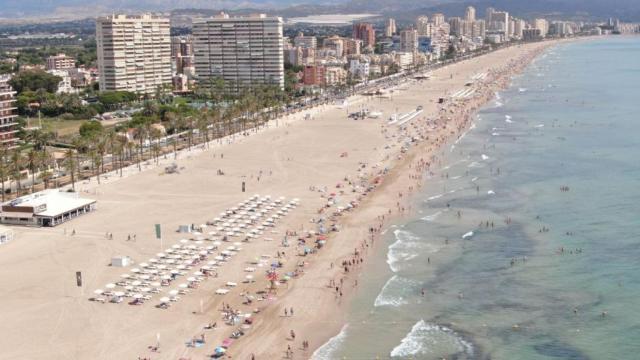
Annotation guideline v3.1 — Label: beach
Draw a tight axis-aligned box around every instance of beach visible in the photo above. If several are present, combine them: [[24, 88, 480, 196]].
[[0, 40, 559, 360]]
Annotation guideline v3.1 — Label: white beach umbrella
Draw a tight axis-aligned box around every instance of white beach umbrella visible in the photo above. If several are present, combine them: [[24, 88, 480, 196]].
[[94, 289, 104, 295], [124, 285, 134, 291], [131, 268, 140, 273], [160, 297, 170, 303], [120, 274, 131, 279], [131, 280, 142, 286], [114, 291, 125, 297], [105, 283, 116, 289]]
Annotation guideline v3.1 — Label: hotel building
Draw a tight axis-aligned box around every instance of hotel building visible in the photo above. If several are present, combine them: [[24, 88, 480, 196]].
[[193, 13, 285, 92], [96, 14, 172, 94]]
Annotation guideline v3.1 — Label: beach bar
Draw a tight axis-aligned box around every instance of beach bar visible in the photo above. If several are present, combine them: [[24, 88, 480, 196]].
[[0, 189, 96, 227]]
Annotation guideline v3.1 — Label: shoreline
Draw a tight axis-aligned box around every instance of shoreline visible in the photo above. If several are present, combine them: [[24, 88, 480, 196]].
[[0, 38, 581, 360], [229, 40, 572, 359]]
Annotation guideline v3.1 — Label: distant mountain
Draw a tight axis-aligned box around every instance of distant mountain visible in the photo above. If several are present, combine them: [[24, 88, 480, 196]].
[[1, 0, 639, 21]]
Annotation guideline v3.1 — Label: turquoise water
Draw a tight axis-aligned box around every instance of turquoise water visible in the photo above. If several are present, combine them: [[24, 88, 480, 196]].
[[315, 37, 640, 359]]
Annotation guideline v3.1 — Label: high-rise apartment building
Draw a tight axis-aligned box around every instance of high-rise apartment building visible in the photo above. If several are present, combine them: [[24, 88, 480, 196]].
[[0, 76, 19, 149], [449, 17, 463, 37], [465, 6, 476, 22], [385, 18, 397, 37], [96, 14, 172, 94], [193, 13, 285, 92], [343, 38, 362, 55], [416, 16, 430, 36], [490, 11, 509, 33], [400, 29, 418, 52], [171, 36, 194, 75], [485, 7, 496, 23], [432, 13, 446, 26], [323, 36, 344, 57], [352, 23, 376, 48], [534, 19, 549, 37], [293, 32, 317, 49], [472, 20, 486, 39], [46, 54, 75, 70]]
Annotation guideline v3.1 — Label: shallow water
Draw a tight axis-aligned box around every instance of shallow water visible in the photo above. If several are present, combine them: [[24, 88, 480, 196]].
[[323, 37, 640, 359]]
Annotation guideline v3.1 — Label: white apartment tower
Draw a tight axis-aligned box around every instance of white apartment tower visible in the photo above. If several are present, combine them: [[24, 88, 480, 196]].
[[96, 14, 172, 94], [193, 13, 285, 93], [465, 6, 476, 22]]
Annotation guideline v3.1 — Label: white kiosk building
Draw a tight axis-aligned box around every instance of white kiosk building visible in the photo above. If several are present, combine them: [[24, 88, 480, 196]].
[[0, 190, 96, 227]]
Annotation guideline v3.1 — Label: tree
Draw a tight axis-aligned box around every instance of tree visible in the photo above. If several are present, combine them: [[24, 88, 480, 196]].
[[26, 149, 40, 193], [0, 149, 9, 202], [63, 148, 77, 191], [10, 149, 23, 196], [9, 70, 62, 93], [79, 120, 104, 138]]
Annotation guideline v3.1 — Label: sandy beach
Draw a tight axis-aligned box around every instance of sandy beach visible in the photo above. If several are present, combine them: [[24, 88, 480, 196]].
[[0, 40, 560, 360]]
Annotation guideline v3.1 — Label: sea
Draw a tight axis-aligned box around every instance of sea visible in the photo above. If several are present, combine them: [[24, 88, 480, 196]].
[[313, 36, 640, 359]]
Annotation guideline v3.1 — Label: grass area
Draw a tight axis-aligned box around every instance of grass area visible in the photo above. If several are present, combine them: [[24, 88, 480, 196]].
[[26, 117, 87, 137]]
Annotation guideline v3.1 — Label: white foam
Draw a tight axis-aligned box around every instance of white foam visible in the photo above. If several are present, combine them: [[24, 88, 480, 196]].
[[462, 231, 474, 239], [421, 211, 442, 222], [471, 177, 479, 182], [487, 190, 495, 195], [312, 324, 349, 360], [426, 194, 443, 201], [374, 275, 417, 307], [492, 132, 500, 136], [518, 88, 527, 92], [481, 154, 490, 161], [450, 175, 462, 180], [505, 115, 513, 123], [390, 320, 474, 358], [535, 124, 545, 128], [387, 230, 420, 272]]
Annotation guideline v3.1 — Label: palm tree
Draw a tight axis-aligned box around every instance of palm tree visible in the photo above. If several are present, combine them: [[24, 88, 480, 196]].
[[26, 149, 40, 194], [90, 149, 102, 184], [0, 148, 9, 202], [10, 149, 23, 197], [63, 149, 77, 191]]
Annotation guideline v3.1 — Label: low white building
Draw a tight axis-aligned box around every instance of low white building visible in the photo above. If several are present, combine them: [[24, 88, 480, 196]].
[[47, 69, 77, 94], [0, 189, 96, 227], [349, 59, 370, 79]]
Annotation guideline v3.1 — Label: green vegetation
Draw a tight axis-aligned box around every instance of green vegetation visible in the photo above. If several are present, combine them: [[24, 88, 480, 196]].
[[9, 70, 61, 93], [97, 91, 138, 107], [78, 120, 103, 138]]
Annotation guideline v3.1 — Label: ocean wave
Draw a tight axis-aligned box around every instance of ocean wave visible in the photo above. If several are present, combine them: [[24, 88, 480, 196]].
[[374, 275, 418, 307], [390, 320, 474, 358], [312, 324, 348, 360], [387, 230, 421, 272], [421, 211, 442, 222]]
